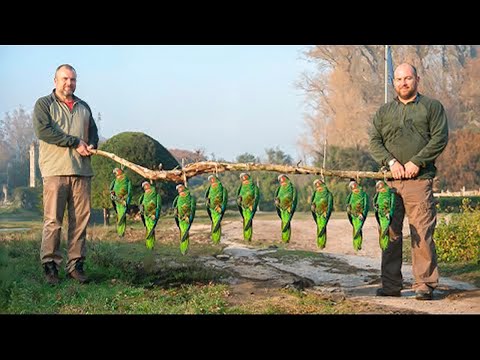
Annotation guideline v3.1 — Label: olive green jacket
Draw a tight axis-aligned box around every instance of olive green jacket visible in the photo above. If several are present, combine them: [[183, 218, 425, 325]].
[[33, 90, 99, 177], [369, 93, 449, 179]]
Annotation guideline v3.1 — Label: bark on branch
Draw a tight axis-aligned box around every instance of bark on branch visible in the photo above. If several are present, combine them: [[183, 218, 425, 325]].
[[91, 149, 392, 182]]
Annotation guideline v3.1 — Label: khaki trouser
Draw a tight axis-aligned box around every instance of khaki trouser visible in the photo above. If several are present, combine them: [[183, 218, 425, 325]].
[[40, 176, 91, 274], [382, 178, 439, 293]]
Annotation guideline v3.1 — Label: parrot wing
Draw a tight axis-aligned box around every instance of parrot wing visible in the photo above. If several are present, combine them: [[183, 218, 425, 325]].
[[146, 193, 161, 239], [173, 195, 179, 228], [236, 185, 243, 219], [252, 183, 260, 218], [274, 186, 281, 218], [310, 192, 317, 221], [326, 190, 333, 222], [204, 185, 212, 221], [138, 194, 146, 227]]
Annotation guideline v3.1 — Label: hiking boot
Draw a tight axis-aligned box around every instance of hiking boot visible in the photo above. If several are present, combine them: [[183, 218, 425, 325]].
[[43, 261, 59, 285], [376, 288, 401, 297], [415, 290, 433, 301], [67, 261, 89, 284]]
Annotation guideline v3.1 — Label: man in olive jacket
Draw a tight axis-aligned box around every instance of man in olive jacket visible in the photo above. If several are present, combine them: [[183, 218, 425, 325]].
[[369, 63, 448, 301], [33, 64, 99, 285]]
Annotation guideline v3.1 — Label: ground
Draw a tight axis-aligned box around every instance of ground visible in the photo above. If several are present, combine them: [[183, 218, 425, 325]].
[[187, 215, 480, 314]]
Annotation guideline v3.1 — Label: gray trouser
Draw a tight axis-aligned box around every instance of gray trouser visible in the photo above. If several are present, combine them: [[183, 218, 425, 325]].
[[40, 176, 91, 273], [382, 178, 439, 293]]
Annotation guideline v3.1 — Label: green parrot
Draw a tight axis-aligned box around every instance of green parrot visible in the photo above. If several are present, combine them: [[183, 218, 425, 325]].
[[110, 167, 132, 237], [236, 172, 260, 241], [346, 179, 369, 251], [139, 181, 162, 250], [310, 178, 333, 249], [205, 175, 228, 244], [173, 184, 196, 255], [274, 174, 297, 243], [373, 180, 395, 251]]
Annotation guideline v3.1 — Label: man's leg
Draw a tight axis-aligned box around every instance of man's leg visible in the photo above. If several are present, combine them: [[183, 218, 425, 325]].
[[403, 179, 438, 298], [66, 176, 91, 280], [40, 176, 68, 267]]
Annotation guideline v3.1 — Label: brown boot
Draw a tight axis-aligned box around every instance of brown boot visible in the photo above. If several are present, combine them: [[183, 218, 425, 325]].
[[68, 261, 89, 284], [43, 261, 59, 285]]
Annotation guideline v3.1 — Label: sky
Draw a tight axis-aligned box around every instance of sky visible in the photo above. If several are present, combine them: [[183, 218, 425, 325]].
[[0, 45, 315, 162]]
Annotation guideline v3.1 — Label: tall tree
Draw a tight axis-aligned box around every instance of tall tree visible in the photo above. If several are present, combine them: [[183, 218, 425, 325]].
[[298, 45, 476, 158], [0, 107, 35, 188]]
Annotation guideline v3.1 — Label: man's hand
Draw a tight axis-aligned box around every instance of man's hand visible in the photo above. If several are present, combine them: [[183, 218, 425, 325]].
[[390, 161, 405, 180], [404, 161, 420, 179], [76, 140, 91, 157]]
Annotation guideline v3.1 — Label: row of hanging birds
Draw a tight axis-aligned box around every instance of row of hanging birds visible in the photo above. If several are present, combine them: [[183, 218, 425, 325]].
[[110, 168, 395, 255]]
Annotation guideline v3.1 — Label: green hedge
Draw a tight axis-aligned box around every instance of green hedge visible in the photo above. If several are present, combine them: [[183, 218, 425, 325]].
[[435, 196, 480, 213], [435, 200, 480, 263]]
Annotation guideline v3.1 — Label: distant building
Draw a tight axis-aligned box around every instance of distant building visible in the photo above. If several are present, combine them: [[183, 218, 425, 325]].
[[29, 141, 38, 188]]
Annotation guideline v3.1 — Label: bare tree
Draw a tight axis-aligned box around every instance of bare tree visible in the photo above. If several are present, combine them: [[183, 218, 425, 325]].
[[298, 45, 477, 161], [0, 106, 36, 187]]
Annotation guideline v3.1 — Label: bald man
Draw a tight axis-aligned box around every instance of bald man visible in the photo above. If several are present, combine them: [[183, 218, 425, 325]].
[[369, 63, 449, 301]]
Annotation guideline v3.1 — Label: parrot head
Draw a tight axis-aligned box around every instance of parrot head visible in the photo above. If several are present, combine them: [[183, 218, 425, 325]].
[[278, 174, 289, 185], [113, 168, 123, 176], [208, 175, 218, 184], [142, 181, 151, 192], [349, 179, 360, 193], [240, 173, 250, 183], [375, 180, 387, 192], [176, 184, 187, 195], [313, 178, 325, 190]]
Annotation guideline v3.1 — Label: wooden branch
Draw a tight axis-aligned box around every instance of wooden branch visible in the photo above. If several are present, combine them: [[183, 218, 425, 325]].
[[91, 149, 392, 182]]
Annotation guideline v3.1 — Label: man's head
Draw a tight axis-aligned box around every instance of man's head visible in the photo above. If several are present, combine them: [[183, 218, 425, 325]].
[[54, 64, 77, 100], [393, 63, 419, 103]]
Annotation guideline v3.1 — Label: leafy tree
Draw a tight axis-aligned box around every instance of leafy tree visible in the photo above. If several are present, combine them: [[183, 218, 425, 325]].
[[91, 132, 179, 224], [265, 147, 293, 165], [236, 153, 259, 163], [436, 129, 480, 191]]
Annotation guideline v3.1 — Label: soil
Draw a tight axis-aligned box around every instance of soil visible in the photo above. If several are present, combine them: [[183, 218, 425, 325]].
[[189, 215, 480, 314]]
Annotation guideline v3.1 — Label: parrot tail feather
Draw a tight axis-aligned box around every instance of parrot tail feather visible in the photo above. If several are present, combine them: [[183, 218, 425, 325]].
[[211, 223, 221, 244], [180, 237, 189, 255], [316, 228, 327, 249], [353, 231, 363, 251], [116, 206, 127, 237], [243, 221, 252, 241], [379, 232, 389, 251], [281, 220, 291, 243]]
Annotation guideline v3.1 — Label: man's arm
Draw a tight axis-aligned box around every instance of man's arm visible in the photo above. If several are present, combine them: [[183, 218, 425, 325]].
[[409, 100, 449, 167], [84, 102, 99, 149], [369, 110, 396, 166], [32, 97, 80, 147]]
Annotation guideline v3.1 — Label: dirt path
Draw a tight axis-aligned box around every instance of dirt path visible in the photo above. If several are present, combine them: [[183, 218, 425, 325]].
[[194, 216, 480, 314]]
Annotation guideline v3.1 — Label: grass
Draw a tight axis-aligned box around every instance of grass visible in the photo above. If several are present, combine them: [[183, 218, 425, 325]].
[[1, 209, 478, 314], [0, 237, 233, 314]]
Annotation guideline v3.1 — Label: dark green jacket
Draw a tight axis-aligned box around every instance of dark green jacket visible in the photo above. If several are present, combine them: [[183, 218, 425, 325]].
[[369, 93, 449, 179], [33, 90, 99, 177]]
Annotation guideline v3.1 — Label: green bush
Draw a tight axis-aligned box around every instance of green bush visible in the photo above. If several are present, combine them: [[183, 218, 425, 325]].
[[436, 196, 480, 213], [91, 132, 180, 210], [435, 199, 480, 263]]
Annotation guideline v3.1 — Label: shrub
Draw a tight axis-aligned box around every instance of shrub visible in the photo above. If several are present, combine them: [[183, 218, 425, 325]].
[[435, 199, 480, 263]]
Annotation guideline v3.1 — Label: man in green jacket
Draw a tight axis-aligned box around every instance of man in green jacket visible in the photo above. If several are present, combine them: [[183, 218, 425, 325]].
[[33, 64, 99, 285], [369, 63, 449, 301]]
